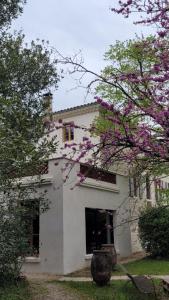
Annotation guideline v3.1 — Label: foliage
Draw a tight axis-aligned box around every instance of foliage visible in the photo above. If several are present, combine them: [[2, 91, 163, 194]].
[[96, 36, 157, 103], [139, 206, 169, 258], [56, 1, 166, 173], [92, 35, 169, 176], [0, 0, 26, 28], [112, 0, 169, 38], [0, 281, 32, 300], [0, 32, 58, 183], [95, 1, 169, 172], [65, 1, 169, 182], [0, 190, 48, 285], [68, 35, 169, 181], [0, 0, 59, 285]]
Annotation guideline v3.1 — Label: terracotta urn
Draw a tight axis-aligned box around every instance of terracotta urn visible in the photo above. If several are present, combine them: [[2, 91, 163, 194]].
[[91, 250, 112, 286], [101, 244, 117, 269]]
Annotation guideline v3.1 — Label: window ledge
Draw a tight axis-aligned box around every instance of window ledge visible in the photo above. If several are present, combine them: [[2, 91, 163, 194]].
[[25, 257, 41, 263], [85, 254, 93, 260], [85, 249, 120, 260], [13, 175, 53, 187], [80, 178, 119, 193]]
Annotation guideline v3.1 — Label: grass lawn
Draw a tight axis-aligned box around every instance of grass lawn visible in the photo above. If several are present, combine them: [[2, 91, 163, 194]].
[[0, 281, 32, 300], [113, 257, 169, 276], [58, 280, 167, 300], [0, 280, 47, 300], [68, 257, 169, 278]]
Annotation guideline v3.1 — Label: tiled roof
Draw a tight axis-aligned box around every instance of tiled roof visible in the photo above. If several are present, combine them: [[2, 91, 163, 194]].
[[53, 101, 98, 115]]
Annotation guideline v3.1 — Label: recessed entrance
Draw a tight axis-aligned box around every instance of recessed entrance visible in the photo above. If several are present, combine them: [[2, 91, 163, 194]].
[[85, 208, 114, 254]]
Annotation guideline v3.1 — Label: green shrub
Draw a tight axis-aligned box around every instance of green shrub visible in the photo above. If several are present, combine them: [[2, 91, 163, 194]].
[[138, 206, 169, 258]]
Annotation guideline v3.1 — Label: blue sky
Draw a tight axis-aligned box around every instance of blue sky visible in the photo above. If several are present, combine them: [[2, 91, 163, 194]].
[[12, 0, 152, 111]]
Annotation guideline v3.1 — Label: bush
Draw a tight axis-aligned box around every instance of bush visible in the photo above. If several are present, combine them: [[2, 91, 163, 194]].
[[138, 206, 169, 258]]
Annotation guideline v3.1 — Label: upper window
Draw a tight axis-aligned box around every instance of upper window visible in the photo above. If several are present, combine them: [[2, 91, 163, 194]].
[[8, 161, 48, 178], [63, 123, 74, 142], [155, 180, 169, 202], [129, 177, 143, 199], [80, 164, 116, 184]]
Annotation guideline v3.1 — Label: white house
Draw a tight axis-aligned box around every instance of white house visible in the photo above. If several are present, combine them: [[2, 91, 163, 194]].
[[22, 96, 165, 275]]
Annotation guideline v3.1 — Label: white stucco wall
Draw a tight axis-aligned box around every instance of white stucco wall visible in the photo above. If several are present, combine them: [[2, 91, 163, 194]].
[[22, 160, 64, 274], [61, 160, 132, 274], [50, 110, 100, 162], [22, 158, 133, 275], [22, 103, 169, 274]]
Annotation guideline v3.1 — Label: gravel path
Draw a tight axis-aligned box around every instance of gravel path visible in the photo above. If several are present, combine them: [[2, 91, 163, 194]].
[[33, 282, 83, 300]]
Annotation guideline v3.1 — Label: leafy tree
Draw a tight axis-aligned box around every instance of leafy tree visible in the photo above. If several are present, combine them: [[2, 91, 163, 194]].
[[0, 0, 26, 28], [64, 1, 169, 180], [112, 0, 169, 38], [0, 0, 59, 284], [92, 36, 169, 175], [139, 206, 169, 258]]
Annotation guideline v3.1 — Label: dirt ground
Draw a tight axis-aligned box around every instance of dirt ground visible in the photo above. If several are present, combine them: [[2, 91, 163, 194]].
[[30, 281, 83, 300]]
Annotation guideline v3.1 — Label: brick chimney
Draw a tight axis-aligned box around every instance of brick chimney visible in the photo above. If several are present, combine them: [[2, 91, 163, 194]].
[[43, 92, 53, 115], [43, 92, 53, 126]]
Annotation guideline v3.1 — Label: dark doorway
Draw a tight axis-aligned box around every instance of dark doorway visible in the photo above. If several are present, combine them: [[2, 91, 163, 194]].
[[85, 208, 114, 254]]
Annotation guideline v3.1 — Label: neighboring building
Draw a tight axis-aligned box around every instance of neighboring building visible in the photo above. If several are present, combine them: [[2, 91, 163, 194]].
[[22, 97, 166, 275]]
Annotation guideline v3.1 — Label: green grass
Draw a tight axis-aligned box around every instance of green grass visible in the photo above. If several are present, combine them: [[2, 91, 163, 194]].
[[0, 281, 32, 300], [58, 280, 166, 300], [0, 280, 47, 300], [113, 257, 169, 276]]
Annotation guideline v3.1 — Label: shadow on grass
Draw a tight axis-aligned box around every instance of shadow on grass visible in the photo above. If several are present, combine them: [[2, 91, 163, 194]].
[[0, 279, 48, 300], [0, 281, 32, 300]]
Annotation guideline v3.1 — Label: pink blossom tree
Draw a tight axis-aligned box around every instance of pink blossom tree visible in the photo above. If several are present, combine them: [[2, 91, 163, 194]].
[[96, 0, 169, 172], [52, 0, 169, 188], [112, 0, 169, 37], [59, 1, 169, 179]]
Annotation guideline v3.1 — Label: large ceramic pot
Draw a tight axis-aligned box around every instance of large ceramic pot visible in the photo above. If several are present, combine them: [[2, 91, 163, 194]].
[[91, 250, 112, 286], [101, 244, 117, 269]]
